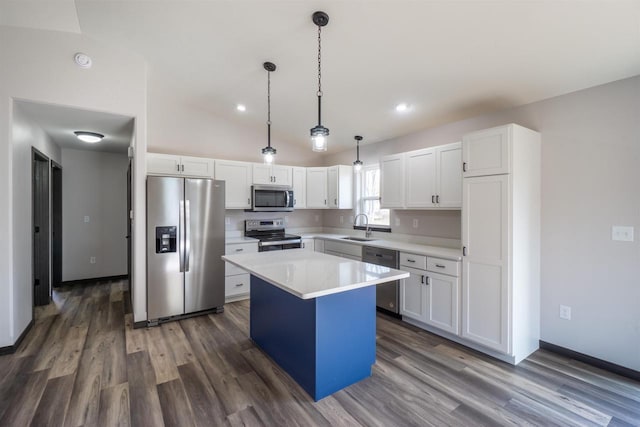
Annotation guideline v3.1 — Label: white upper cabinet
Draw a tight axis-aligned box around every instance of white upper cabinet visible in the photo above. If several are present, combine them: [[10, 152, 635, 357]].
[[405, 148, 437, 208], [252, 164, 292, 186], [306, 167, 328, 208], [327, 165, 353, 209], [462, 125, 510, 177], [380, 154, 405, 208], [292, 167, 307, 209], [147, 153, 214, 178], [383, 141, 461, 210], [435, 142, 462, 208], [214, 160, 253, 209]]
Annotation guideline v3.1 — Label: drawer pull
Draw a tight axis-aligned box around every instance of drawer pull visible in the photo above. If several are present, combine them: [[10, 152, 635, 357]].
[[235, 248, 244, 252], [235, 283, 244, 287], [407, 259, 416, 263], [435, 264, 445, 268]]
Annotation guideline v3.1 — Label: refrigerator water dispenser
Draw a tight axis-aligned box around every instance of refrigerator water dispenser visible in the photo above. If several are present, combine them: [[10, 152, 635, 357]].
[[156, 226, 177, 253]]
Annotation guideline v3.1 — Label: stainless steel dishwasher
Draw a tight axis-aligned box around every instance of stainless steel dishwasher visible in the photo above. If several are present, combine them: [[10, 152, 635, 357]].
[[362, 246, 400, 315]]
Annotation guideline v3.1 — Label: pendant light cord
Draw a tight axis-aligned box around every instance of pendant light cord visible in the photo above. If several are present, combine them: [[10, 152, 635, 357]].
[[317, 24, 322, 125], [267, 69, 271, 148]]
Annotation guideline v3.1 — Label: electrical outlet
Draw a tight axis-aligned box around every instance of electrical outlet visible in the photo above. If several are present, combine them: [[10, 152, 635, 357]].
[[612, 226, 634, 242], [340, 216, 344, 224], [90, 256, 96, 264], [225, 217, 230, 226], [412, 219, 419, 228], [84, 215, 90, 223], [559, 305, 571, 320]]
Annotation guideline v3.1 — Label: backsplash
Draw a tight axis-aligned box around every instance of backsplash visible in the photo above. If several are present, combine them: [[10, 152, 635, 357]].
[[322, 209, 461, 240], [225, 209, 326, 232]]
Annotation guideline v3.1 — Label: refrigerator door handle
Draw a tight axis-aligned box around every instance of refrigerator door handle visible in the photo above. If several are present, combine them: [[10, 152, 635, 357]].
[[179, 200, 185, 272], [185, 199, 191, 272]]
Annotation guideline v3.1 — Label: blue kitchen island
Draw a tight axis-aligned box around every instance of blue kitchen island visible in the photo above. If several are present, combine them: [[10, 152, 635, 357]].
[[222, 249, 409, 401]]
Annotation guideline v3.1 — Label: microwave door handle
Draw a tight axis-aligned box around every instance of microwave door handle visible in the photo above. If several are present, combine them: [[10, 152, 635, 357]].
[[285, 190, 290, 207]]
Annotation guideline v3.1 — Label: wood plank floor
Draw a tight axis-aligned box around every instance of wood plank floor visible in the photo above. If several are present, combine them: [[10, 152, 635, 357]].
[[1, 279, 638, 426]]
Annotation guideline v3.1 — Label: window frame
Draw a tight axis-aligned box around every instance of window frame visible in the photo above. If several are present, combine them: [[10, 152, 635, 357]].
[[355, 163, 391, 231]]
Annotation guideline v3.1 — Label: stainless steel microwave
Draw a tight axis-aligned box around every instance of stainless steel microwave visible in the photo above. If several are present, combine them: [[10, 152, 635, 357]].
[[251, 185, 294, 212]]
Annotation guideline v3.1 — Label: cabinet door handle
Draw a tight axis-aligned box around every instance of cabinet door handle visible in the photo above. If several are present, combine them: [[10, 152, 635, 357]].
[[235, 248, 243, 252], [463, 246, 467, 256], [176, 164, 180, 172], [294, 199, 297, 206], [435, 264, 445, 268], [431, 195, 435, 204], [436, 195, 440, 203], [334, 198, 337, 205], [324, 199, 327, 205], [406, 259, 416, 263], [248, 198, 251, 205], [302, 243, 305, 249], [463, 162, 467, 172], [235, 283, 243, 287], [421, 275, 425, 284], [425, 276, 430, 285]]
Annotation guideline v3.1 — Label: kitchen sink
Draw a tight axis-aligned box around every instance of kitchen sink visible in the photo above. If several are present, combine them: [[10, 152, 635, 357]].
[[341, 237, 376, 242]]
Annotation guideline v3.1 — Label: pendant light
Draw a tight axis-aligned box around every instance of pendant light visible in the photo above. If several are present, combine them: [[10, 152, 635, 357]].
[[261, 61, 277, 164], [353, 135, 363, 173], [310, 11, 329, 152]]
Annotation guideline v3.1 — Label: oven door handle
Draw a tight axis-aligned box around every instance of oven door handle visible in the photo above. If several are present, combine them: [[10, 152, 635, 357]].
[[259, 238, 302, 247]]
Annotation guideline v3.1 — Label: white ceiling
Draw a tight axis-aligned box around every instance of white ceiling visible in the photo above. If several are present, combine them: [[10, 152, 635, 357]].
[[3, 1, 640, 153], [16, 101, 134, 154]]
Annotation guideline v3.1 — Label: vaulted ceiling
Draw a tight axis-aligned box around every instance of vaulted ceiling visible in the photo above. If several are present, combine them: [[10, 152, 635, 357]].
[[2, 1, 640, 153]]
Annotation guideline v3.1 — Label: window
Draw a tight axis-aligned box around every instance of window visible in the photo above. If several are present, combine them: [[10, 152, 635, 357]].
[[356, 164, 390, 228]]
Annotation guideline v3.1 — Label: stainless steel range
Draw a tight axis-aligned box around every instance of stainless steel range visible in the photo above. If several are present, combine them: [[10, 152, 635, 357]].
[[245, 219, 302, 251]]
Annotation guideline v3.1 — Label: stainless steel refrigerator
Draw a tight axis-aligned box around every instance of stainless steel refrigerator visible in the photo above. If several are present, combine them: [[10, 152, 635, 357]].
[[147, 176, 225, 321]]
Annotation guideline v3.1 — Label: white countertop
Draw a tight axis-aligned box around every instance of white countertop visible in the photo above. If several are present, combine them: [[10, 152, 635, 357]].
[[300, 233, 462, 261], [222, 249, 409, 300], [225, 236, 259, 245]]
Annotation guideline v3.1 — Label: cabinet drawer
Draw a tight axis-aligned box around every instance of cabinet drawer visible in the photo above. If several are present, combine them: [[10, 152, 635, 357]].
[[225, 242, 258, 255], [427, 258, 460, 277], [400, 252, 427, 270], [225, 274, 250, 296]]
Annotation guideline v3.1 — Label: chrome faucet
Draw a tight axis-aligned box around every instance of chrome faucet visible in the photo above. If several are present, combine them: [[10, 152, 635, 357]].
[[353, 213, 371, 238]]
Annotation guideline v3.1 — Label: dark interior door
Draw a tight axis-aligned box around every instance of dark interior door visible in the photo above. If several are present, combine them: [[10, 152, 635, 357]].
[[126, 160, 132, 284], [33, 148, 50, 306], [51, 161, 62, 288]]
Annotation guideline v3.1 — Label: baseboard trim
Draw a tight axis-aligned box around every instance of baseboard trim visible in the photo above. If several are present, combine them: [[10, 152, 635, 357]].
[[539, 341, 640, 382], [133, 321, 147, 329], [0, 319, 35, 356], [61, 274, 128, 286]]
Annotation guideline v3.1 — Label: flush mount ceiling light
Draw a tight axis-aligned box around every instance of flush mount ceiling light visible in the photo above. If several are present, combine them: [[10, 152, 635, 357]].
[[236, 104, 247, 112], [395, 103, 412, 113], [74, 131, 104, 143], [310, 11, 330, 153], [261, 62, 277, 164], [353, 135, 363, 173]]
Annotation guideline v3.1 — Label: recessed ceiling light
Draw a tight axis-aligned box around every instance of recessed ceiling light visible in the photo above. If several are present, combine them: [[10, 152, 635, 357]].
[[395, 103, 410, 113], [236, 104, 246, 112], [74, 131, 104, 143], [74, 52, 92, 69]]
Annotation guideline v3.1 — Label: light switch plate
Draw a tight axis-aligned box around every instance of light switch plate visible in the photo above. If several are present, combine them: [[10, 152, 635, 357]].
[[559, 305, 571, 320], [84, 215, 90, 223], [612, 226, 634, 242]]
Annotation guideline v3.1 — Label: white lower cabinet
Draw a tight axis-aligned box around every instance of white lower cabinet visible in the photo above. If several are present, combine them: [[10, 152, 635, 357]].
[[301, 238, 314, 251], [323, 240, 362, 260], [314, 239, 325, 253], [400, 252, 460, 336], [224, 242, 258, 301]]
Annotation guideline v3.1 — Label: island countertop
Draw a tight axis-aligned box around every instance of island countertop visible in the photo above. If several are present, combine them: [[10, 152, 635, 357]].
[[222, 249, 409, 300]]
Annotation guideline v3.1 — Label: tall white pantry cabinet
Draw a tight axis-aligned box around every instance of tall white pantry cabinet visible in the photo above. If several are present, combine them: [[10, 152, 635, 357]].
[[461, 124, 541, 364]]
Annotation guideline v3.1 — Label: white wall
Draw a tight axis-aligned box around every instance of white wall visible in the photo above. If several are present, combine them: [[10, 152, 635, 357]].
[[324, 76, 640, 371], [61, 148, 128, 281], [0, 25, 147, 346], [10, 104, 62, 341]]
